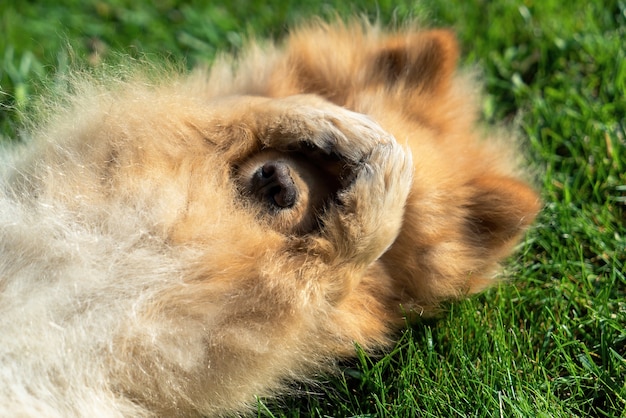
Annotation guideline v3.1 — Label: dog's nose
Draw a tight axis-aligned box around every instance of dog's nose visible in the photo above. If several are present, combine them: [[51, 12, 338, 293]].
[[252, 161, 297, 208]]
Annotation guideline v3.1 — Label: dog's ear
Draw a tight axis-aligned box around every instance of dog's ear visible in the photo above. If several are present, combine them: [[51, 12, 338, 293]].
[[381, 173, 539, 313], [371, 30, 459, 94], [463, 175, 541, 290]]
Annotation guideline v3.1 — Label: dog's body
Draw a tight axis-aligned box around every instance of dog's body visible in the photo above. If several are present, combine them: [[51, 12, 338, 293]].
[[0, 21, 540, 416]]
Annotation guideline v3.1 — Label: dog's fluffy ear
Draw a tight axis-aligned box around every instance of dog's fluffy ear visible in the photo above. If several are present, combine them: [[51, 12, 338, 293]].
[[370, 30, 459, 94], [274, 25, 460, 101], [464, 175, 541, 261], [462, 174, 541, 292], [382, 173, 540, 311]]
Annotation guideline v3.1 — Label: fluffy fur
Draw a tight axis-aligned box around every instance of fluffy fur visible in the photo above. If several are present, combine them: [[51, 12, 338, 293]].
[[0, 20, 540, 417]]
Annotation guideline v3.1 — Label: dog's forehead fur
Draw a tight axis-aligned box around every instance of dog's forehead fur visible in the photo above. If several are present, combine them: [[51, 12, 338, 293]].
[[0, 20, 539, 417]]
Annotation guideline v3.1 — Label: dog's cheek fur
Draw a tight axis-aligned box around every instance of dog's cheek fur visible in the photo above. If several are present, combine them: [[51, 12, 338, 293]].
[[107, 230, 398, 415]]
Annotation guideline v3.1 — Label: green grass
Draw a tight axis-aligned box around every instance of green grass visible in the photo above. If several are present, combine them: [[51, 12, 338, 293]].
[[1, 0, 624, 416]]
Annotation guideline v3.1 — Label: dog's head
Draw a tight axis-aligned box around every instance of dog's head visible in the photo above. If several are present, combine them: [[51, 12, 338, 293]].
[[267, 21, 541, 310]]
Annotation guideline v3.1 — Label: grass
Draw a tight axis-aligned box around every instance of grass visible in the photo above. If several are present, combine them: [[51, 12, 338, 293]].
[[1, 0, 624, 416]]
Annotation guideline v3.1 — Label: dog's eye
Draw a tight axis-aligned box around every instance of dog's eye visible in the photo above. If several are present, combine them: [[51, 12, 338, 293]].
[[251, 161, 298, 209]]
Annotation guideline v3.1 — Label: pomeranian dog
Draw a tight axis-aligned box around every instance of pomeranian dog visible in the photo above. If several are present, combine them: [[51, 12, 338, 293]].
[[0, 20, 540, 417]]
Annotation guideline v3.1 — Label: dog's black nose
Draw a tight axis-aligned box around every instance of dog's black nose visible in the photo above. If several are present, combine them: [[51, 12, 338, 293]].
[[251, 161, 297, 208]]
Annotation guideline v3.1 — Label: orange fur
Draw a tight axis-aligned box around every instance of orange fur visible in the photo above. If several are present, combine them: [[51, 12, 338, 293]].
[[0, 20, 539, 416]]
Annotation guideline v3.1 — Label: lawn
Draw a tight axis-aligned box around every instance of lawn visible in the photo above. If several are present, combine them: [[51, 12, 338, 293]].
[[1, 0, 624, 416]]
